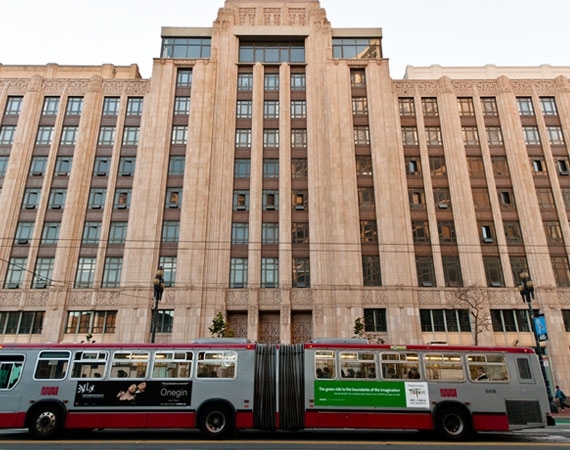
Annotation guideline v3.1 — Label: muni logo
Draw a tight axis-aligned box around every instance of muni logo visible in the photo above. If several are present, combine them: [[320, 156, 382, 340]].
[[40, 386, 59, 396]]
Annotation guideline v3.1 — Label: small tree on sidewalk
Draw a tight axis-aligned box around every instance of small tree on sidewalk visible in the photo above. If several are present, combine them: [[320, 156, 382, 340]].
[[449, 285, 490, 346], [208, 312, 234, 338]]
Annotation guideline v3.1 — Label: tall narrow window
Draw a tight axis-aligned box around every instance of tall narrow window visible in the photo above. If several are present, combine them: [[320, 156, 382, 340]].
[[75, 257, 96, 288], [230, 258, 248, 288]]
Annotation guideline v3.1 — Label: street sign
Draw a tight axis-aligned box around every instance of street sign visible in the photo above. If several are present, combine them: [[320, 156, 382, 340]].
[[534, 315, 548, 342]]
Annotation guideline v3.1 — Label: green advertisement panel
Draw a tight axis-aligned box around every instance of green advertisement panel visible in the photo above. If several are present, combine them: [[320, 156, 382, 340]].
[[314, 380, 429, 408]]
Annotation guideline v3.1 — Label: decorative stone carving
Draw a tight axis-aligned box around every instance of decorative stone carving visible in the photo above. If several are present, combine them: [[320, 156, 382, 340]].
[[288, 8, 306, 26], [227, 312, 248, 338], [25, 292, 49, 307], [259, 290, 280, 308], [259, 313, 280, 344], [238, 8, 256, 26], [417, 289, 444, 306], [227, 290, 249, 307], [69, 291, 94, 307], [263, 8, 280, 26], [362, 289, 386, 305], [487, 289, 519, 306], [0, 292, 22, 307], [291, 313, 312, 343], [97, 291, 121, 306], [291, 289, 313, 307]]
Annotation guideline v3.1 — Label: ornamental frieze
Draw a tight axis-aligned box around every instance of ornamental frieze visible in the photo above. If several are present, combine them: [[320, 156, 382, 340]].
[[227, 290, 249, 307], [0, 292, 22, 307], [291, 289, 313, 307], [24, 291, 49, 307]]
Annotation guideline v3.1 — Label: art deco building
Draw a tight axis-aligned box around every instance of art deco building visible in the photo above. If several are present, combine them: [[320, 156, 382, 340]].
[[1, 0, 570, 385]]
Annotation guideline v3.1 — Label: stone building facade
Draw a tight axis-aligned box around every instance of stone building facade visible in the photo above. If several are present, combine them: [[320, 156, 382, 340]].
[[1, 0, 570, 386]]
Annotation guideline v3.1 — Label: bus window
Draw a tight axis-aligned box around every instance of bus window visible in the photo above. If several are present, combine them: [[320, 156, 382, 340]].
[[196, 351, 236, 379], [70, 351, 108, 379], [110, 352, 149, 379], [34, 351, 70, 380], [424, 353, 464, 381], [314, 351, 335, 379], [152, 351, 193, 379], [467, 353, 509, 382], [380, 352, 419, 379], [516, 357, 533, 380], [0, 355, 24, 389], [340, 352, 376, 379]]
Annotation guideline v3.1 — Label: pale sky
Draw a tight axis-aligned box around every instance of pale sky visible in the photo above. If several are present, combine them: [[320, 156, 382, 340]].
[[0, 0, 568, 79]]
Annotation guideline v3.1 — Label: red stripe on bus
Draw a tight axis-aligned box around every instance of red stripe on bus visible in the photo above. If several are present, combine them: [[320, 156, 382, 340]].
[[472, 413, 510, 431], [0, 412, 26, 429], [305, 410, 434, 430]]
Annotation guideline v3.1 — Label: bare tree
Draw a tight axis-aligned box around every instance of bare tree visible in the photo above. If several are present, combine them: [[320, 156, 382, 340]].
[[449, 285, 491, 346], [353, 317, 385, 344]]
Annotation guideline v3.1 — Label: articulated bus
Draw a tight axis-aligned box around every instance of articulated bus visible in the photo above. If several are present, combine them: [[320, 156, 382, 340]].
[[0, 339, 553, 440]]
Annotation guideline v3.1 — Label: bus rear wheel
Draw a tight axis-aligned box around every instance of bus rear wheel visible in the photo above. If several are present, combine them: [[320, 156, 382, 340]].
[[28, 406, 64, 439], [199, 403, 234, 439], [435, 406, 472, 441]]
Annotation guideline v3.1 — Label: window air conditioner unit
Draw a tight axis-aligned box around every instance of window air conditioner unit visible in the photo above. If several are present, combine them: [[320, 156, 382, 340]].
[[422, 281, 433, 287], [31, 171, 43, 176], [483, 238, 494, 243], [265, 205, 275, 210], [24, 204, 36, 209], [7, 283, 19, 289], [117, 204, 127, 209], [96, 172, 107, 176], [295, 205, 305, 210], [490, 282, 503, 287], [35, 283, 47, 289], [438, 203, 448, 209], [168, 204, 179, 209], [50, 205, 62, 209], [91, 205, 101, 209], [16, 239, 29, 244], [560, 170, 569, 176]]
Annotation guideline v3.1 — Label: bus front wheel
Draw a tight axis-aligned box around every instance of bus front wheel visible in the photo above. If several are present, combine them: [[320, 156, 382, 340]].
[[435, 406, 473, 441], [28, 406, 64, 439], [198, 403, 234, 439]]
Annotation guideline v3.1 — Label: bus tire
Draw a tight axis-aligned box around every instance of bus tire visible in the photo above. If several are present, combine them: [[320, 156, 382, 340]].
[[28, 405, 65, 439], [434, 406, 472, 441], [198, 403, 234, 439]]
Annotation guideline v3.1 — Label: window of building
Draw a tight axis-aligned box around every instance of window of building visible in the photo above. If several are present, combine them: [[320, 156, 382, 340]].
[[118, 157, 135, 176], [292, 257, 310, 288], [66, 97, 83, 115], [462, 126, 480, 145], [291, 222, 309, 244], [544, 221, 563, 244], [41, 222, 60, 244], [509, 256, 529, 286], [499, 189, 515, 209], [421, 97, 439, 116], [552, 256, 570, 287], [98, 126, 116, 146], [48, 188, 66, 209], [263, 100, 279, 119], [237, 100, 253, 119], [398, 97, 415, 116], [563, 188, 570, 210], [233, 190, 249, 211], [171, 125, 188, 145], [504, 221, 522, 243], [363, 309, 387, 332], [151, 310, 174, 334], [109, 222, 128, 244], [483, 256, 504, 287], [293, 190, 308, 210], [434, 188, 451, 209], [405, 158, 420, 176], [162, 221, 180, 243], [481, 97, 498, 116], [102, 97, 120, 116], [547, 126, 565, 146], [166, 188, 182, 208], [537, 188, 555, 209], [425, 126, 442, 145], [360, 220, 378, 243], [472, 188, 491, 210], [262, 190, 278, 210], [230, 258, 248, 288], [291, 128, 307, 148], [516, 97, 534, 116], [174, 96, 190, 115], [159, 256, 177, 287], [354, 126, 370, 145], [352, 97, 368, 116], [74, 257, 96, 288], [65, 311, 117, 335], [236, 129, 252, 148], [261, 258, 279, 288], [264, 73, 280, 90], [409, 189, 426, 209], [237, 73, 253, 91], [126, 97, 143, 116], [412, 221, 430, 243], [29, 156, 47, 176], [82, 221, 102, 244], [332, 38, 381, 59], [291, 73, 306, 90], [480, 223, 495, 243], [15, 222, 34, 245], [93, 156, 110, 176], [402, 127, 418, 145], [420, 309, 471, 332], [429, 156, 446, 177], [0, 311, 44, 335], [492, 156, 509, 177], [35, 126, 54, 145], [0, 125, 16, 145], [416, 256, 436, 287], [362, 255, 381, 286], [292, 159, 308, 178], [42, 97, 59, 115], [486, 126, 504, 145], [540, 96, 558, 116], [291, 100, 306, 119], [531, 158, 547, 175], [438, 221, 456, 243], [4, 96, 23, 115], [33, 257, 54, 289], [442, 256, 463, 287], [491, 309, 531, 332], [557, 159, 570, 175], [261, 223, 279, 245], [358, 187, 375, 208], [234, 159, 250, 178], [88, 188, 106, 209], [263, 129, 279, 148], [350, 69, 366, 87], [457, 97, 475, 116], [523, 126, 541, 145], [22, 188, 41, 209], [0, 156, 8, 176], [5, 257, 27, 289], [59, 125, 78, 146], [122, 126, 140, 146], [168, 156, 185, 176], [176, 68, 193, 87], [232, 222, 249, 244], [102, 257, 122, 288], [263, 159, 279, 178]]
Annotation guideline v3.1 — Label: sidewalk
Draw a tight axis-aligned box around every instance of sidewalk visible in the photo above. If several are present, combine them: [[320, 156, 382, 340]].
[[552, 407, 570, 422]]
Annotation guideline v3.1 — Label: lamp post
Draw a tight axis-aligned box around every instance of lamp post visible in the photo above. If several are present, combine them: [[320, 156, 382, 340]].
[[517, 271, 556, 411], [151, 266, 165, 343]]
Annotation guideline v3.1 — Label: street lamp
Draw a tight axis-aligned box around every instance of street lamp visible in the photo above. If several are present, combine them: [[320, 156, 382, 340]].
[[517, 271, 556, 412], [151, 266, 165, 343]]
